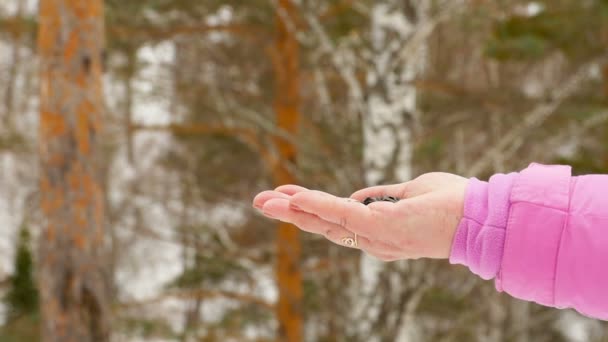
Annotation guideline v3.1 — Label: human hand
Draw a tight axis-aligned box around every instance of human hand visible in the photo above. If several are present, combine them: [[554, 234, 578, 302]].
[[252, 173, 468, 261]]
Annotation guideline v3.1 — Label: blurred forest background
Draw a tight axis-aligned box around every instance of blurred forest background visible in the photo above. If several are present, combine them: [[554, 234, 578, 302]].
[[1, 0, 608, 341]]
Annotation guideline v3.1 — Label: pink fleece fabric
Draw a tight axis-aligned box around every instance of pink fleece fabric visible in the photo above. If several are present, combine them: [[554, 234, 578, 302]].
[[450, 163, 608, 320]]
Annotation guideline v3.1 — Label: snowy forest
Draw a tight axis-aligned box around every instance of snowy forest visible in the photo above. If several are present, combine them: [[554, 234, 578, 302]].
[[1, 0, 608, 341]]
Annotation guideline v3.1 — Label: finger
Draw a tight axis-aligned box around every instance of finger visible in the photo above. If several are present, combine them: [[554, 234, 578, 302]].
[[349, 183, 409, 202], [290, 190, 375, 238], [253, 185, 309, 209], [263, 198, 401, 254], [252, 190, 290, 210], [274, 184, 309, 196], [364, 250, 400, 262], [263, 198, 365, 248]]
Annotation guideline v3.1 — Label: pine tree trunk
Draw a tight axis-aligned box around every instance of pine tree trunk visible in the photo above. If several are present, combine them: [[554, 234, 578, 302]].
[[273, 0, 302, 341], [38, 0, 110, 341]]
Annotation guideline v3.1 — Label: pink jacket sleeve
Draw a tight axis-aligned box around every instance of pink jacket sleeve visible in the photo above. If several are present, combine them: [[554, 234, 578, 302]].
[[450, 163, 608, 320]]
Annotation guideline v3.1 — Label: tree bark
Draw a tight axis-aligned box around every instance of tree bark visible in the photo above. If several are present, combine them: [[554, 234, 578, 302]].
[[273, 0, 303, 341], [358, 1, 429, 340], [3, 0, 25, 130], [38, 0, 110, 341]]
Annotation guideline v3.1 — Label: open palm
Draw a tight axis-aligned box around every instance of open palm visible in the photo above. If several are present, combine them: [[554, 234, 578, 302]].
[[252, 173, 468, 261]]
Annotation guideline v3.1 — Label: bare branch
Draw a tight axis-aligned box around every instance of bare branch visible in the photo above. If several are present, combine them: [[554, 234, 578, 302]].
[[531, 110, 608, 162], [393, 0, 469, 71], [467, 58, 605, 177], [319, 0, 357, 21], [110, 23, 265, 42], [119, 289, 274, 311], [304, 8, 366, 116]]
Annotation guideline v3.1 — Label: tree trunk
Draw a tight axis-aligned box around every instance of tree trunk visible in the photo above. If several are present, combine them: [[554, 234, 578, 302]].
[[364, 0, 426, 186], [38, 0, 110, 341], [3, 0, 25, 130], [272, 1, 302, 341], [358, 1, 428, 339]]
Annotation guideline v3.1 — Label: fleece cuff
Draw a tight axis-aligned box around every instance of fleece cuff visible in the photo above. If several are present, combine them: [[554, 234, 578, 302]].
[[449, 173, 517, 280]]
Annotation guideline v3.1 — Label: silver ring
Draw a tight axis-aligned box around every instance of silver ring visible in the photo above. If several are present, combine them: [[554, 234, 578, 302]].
[[341, 233, 358, 247]]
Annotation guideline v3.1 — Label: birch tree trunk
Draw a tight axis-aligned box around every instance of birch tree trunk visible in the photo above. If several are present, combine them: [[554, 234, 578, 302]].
[[358, 1, 429, 340], [38, 0, 110, 341], [364, 0, 429, 185], [273, 1, 302, 341], [2, 0, 25, 130]]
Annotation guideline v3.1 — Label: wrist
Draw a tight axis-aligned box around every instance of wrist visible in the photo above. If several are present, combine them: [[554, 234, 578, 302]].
[[449, 173, 517, 279]]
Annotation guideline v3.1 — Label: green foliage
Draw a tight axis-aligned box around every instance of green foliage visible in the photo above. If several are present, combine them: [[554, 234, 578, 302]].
[[105, 1, 273, 51], [0, 314, 40, 342], [4, 227, 38, 321], [418, 286, 469, 317], [0, 131, 27, 152], [219, 304, 272, 330], [557, 103, 608, 121], [0, 226, 40, 341], [323, 5, 367, 42], [413, 136, 443, 164], [486, 33, 549, 60], [170, 254, 248, 289], [302, 278, 323, 312], [0, 15, 38, 46], [556, 151, 608, 176], [162, 133, 264, 202], [485, 2, 608, 61], [118, 316, 177, 340]]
